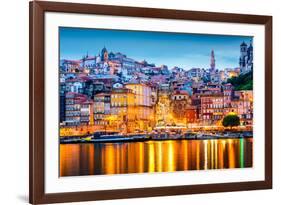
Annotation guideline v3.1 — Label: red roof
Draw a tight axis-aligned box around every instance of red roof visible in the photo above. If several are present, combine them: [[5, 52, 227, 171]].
[[173, 90, 189, 95], [65, 92, 89, 103], [95, 93, 110, 97]]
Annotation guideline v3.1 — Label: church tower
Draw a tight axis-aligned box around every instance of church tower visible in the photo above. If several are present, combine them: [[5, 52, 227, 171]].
[[210, 50, 216, 71], [239, 41, 248, 73], [101, 46, 108, 62], [247, 40, 253, 71]]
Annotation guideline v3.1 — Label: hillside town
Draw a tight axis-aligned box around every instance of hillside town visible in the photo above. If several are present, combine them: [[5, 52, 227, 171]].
[[59, 41, 253, 137]]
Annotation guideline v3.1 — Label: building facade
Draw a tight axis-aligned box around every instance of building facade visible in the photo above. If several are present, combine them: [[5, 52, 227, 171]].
[[125, 83, 154, 131], [239, 41, 253, 73], [201, 94, 224, 124], [64, 92, 93, 126], [110, 88, 136, 133], [93, 93, 111, 126], [170, 90, 192, 125]]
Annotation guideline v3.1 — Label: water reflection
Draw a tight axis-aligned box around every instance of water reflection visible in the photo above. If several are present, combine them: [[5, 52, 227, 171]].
[[60, 138, 253, 177]]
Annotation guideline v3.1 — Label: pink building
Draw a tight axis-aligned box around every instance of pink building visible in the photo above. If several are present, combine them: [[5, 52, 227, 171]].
[[201, 94, 224, 123]]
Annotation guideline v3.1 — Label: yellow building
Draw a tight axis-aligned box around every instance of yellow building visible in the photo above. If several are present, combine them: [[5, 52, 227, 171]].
[[125, 83, 152, 106], [155, 91, 172, 126], [125, 83, 155, 131], [170, 90, 191, 125], [110, 88, 137, 133]]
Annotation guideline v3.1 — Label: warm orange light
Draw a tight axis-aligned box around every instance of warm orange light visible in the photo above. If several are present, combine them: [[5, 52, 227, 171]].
[[148, 142, 155, 172], [228, 140, 236, 168], [156, 142, 163, 172], [167, 141, 175, 172]]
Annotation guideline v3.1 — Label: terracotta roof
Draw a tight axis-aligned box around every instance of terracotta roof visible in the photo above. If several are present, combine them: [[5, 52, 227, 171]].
[[173, 90, 189, 95], [200, 93, 224, 97], [111, 88, 132, 93], [95, 93, 111, 97], [65, 92, 88, 100]]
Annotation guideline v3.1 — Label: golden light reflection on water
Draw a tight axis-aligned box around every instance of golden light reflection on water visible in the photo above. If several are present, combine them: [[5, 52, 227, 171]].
[[167, 141, 175, 172], [182, 140, 188, 170], [196, 142, 200, 170], [228, 139, 236, 168], [148, 142, 155, 172], [60, 139, 253, 177], [137, 142, 144, 173], [156, 142, 163, 172]]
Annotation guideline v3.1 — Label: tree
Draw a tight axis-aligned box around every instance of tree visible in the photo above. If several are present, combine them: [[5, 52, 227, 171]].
[[222, 114, 240, 129], [227, 70, 253, 91]]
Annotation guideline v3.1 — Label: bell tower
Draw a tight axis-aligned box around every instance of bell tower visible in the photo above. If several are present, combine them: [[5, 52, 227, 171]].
[[239, 41, 248, 72], [101, 46, 108, 62], [210, 50, 216, 71]]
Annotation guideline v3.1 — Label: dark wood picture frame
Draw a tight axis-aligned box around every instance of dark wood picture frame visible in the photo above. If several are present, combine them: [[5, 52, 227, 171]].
[[29, 1, 272, 204]]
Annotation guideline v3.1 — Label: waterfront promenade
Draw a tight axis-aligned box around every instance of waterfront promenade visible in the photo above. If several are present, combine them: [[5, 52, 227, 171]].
[[60, 130, 253, 144]]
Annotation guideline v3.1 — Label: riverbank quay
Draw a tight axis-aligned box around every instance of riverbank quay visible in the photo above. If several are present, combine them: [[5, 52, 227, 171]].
[[60, 131, 253, 144]]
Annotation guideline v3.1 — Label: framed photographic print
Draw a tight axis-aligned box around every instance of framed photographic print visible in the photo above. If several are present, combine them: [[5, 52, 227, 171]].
[[29, 1, 272, 204]]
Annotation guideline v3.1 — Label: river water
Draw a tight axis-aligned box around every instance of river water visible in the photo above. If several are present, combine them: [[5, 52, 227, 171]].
[[60, 138, 253, 176]]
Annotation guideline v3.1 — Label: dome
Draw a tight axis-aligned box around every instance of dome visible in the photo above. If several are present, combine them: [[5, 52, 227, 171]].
[[101, 46, 107, 53]]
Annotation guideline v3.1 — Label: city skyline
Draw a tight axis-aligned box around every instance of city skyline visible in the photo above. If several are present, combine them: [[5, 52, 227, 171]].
[[59, 27, 253, 70], [59, 26, 254, 176]]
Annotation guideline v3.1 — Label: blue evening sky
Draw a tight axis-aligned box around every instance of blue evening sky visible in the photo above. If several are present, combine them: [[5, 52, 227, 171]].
[[59, 27, 253, 70]]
